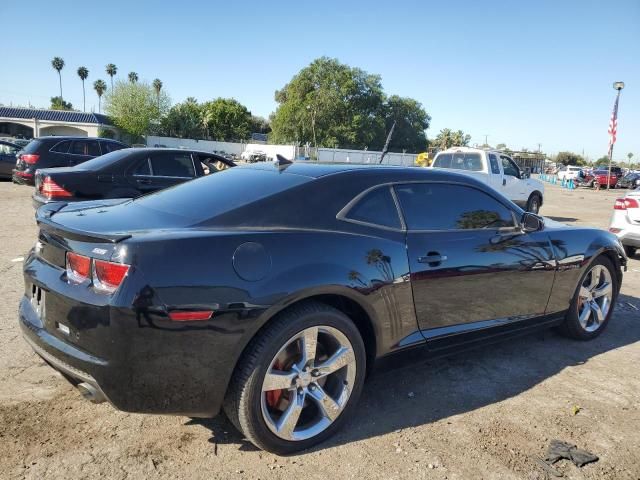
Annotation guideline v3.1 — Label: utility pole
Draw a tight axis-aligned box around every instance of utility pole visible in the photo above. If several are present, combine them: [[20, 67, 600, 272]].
[[484, 134, 489, 146]]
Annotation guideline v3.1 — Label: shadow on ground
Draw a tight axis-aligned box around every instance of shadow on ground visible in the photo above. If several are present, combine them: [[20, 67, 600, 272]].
[[190, 293, 640, 453]]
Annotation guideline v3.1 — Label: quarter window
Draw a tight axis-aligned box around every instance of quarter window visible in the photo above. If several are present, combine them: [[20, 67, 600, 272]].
[[394, 183, 515, 231], [50, 140, 71, 153], [150, 152, 195, 178], [488, 154, 500, 174], [344, 187, 401, 229]]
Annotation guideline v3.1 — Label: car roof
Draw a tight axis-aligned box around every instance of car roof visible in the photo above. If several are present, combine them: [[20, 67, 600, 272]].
[[438, 147, 503, 155], [35, 136, 126, 143], [240, 161, 414, 178], [0, 140, 19, 147]]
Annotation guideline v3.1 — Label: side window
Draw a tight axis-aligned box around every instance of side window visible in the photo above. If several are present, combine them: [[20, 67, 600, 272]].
[[488, 154, 501, 174], [133, 158, 152, 176], [394, 183, 516, 231], [150, 152, 195, 178], [343, 186, 401, 229], [50, 140, 71, 153], [101, 141, 126, 154], [501, 156, 520, 177], [198, 154, 230, 174], [70, 140, 101, 157]]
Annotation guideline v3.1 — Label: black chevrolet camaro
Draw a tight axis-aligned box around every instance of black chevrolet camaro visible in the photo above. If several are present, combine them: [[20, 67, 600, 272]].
[[19, 162, 626, 454]]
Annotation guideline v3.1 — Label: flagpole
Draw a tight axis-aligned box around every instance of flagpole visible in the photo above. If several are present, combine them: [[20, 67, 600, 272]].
[[607, 81, 625, 189]]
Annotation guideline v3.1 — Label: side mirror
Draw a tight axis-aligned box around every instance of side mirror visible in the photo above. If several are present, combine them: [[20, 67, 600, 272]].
[[521, 167, 531, 179], [522, 212, 544, 232]]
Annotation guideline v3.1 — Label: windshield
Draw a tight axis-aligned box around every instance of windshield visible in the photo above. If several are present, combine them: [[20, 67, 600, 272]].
[[134, 167, 311, 223]]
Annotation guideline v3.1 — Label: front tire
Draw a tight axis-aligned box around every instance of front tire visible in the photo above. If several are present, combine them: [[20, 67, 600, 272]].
[[223, 301, 366, 454], [526, 193, 542, 213], [559, 256, 618, 340]]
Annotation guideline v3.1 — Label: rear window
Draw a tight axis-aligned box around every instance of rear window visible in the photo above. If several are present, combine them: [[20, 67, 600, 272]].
[[568, 167, 582, 171], [21, 139, 43, 154], [74, 149, 132, 170], [433, 152, 483, 171], [134, 167, 310, 222]]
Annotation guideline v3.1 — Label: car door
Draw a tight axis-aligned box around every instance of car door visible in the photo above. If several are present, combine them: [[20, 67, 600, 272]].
[[500, 155, 527, 202], [394, 182, 556, 342], [68, 139, 101, 166], [130, 151, 197, 194], [0, 143, 20, 176], [487, 153, 503, 191]]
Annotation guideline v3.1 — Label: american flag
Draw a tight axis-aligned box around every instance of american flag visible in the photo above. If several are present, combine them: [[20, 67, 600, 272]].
[[608, 94, 620, 156]]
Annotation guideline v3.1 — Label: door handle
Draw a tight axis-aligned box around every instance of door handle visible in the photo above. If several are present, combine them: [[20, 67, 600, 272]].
[[502, 178, 506, 186], [418, 253, 448, 265], [136, 178, 152, 185]]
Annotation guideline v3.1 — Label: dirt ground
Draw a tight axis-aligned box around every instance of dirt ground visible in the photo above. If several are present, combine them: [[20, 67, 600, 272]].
[[1, 179, 639, 480]]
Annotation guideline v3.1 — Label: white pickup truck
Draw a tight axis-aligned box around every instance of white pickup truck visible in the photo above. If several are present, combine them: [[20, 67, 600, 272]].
[[429, 147, 545, 213]]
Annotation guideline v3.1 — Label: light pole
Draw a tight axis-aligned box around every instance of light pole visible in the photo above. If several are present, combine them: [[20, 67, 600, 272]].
[[607, 81, 624, 189]]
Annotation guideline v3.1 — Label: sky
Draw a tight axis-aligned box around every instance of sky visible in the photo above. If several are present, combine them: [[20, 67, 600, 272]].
[[1, 0, 638, 160]]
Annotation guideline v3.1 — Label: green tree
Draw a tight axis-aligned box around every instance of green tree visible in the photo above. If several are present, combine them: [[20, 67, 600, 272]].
[[495, 143, 507, 150], [51, 57, 65, 101], [594, 156, 610, 167], [152, 78, 163, 111], [106, 63, 117, 90], [251, 115, 271, 134], [556, 151, 586, 166], [160, 97, 203, 138], [77, 66, 89, 112], [201, 98, 252, 141], [384, 95, 430, 153], [104, 80, 170, 141], [628, 152, 634, 166], [433, 128, 471, 149], [270, 57, 386, 149], [128, 71, 138, 83], [50, 96, 73, 111], [93, 79, 107, 113]]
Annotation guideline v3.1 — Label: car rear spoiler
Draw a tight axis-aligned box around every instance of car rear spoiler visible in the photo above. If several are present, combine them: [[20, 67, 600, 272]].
[[36, 202, 131, 244]]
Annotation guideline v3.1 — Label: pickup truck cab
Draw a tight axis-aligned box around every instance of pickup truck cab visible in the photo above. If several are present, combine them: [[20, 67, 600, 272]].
[[429, 147, 544, 213]]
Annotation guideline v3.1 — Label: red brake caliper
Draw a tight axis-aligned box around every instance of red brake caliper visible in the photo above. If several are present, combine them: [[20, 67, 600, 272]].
[[265, 360, 284, 408]]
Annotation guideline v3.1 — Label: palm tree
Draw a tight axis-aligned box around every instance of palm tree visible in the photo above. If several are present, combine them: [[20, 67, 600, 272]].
[[152, 78, 163, 110], [128, 72, 138, 83], [628, 152, 634, 167], [94, 80, 107, 113], [51, 57, 65, 101], [77, 66, 89, 112], [106, 63, 117, 90]]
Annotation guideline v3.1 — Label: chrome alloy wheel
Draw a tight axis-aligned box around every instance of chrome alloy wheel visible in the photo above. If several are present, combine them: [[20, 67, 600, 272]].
[[577, 264, 613, 332], [260, 326, 357, 442]]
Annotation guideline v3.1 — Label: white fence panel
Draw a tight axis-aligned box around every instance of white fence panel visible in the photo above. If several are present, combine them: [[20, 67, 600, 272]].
[[317, 148, 417, 166], [146, 136, 245, 155]]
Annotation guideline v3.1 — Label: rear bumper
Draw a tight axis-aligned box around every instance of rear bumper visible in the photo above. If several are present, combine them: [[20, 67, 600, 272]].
[[610, 213, 640, 248], [12, 170, 34, 185]]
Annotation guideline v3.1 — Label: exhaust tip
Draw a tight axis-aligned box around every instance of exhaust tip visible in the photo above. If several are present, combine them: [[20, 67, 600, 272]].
[[77, 382, 106, 404]]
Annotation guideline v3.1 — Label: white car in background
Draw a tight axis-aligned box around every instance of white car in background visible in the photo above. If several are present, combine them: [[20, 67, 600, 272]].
[[610, 190, 640, 258], [429, 147, 544, 213], [557, 165, 583, 181]]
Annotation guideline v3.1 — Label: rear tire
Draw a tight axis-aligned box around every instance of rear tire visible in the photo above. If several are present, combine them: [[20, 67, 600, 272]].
[[559, 256, 618, 340], [223, 301, 366, 454]]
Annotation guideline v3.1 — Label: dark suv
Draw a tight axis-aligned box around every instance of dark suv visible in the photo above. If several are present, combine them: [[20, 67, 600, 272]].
[[12, 136, 128, 185]]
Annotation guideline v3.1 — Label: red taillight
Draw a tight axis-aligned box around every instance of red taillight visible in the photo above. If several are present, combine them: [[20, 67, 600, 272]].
[[93, 260, 130, 293], [66, 252, 91, 283], [40, 177, 72, 199], [168, 311, 214, 321], [21, 154, 40, 164], [614, 198, 639, 210]]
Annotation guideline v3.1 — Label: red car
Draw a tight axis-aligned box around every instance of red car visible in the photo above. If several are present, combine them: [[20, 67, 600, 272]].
[[581, 169, 618, 189]]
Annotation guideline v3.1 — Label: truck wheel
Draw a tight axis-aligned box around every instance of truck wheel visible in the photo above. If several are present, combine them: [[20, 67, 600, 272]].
[[593, 181, 600, 190], [526, 193, 541, 214], [223, 301, 366, 454]]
